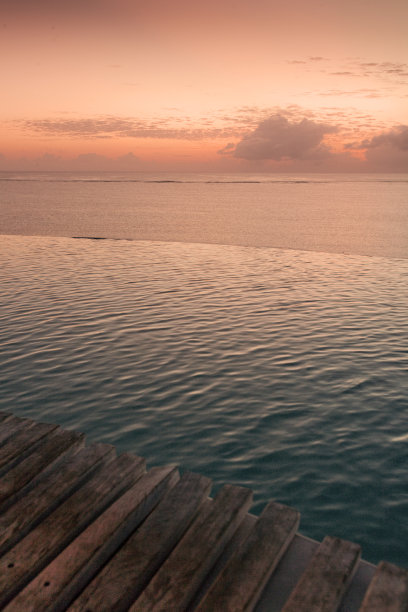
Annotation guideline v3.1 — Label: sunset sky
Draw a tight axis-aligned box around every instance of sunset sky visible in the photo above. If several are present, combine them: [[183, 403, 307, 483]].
[[1, 0, 407, 172]]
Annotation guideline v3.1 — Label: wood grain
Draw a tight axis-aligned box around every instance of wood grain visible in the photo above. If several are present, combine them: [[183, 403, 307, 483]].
[[0, 452, 145, 608], [0, 442, 114, 556], [0, 421, 57, 474], [0, 412, 13, 425], [1, 411, 406, 612], [0, 427, 85, 510], [4, 465, 178, 612], [358, 561, 408, 612], [0, 416, 35, 447], [281, 535, 361, 612], [196, 500, 300, 612], [68, 470, 211, 612], [131, 484, 253, 611]]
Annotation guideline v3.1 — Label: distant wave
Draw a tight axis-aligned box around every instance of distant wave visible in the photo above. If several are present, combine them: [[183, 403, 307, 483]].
[[72, 236, 109, 240], [72, 236, 132, 241]]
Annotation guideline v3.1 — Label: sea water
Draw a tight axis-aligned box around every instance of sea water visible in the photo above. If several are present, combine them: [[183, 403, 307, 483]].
[[0, 172, 407, 566], [1, 171, 407, 258]]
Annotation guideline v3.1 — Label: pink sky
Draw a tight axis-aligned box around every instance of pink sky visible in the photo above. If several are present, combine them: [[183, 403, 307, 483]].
[[1, 0, 407, 171]]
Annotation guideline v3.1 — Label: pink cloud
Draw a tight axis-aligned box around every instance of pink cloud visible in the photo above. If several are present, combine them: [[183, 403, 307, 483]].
[[363, 125, 408, 151], [231, 115, 337, 161]]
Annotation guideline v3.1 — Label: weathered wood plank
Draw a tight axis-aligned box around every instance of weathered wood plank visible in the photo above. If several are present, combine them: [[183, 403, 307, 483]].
[[0, 413, 13, 424], [0, 416, 36, 447], [358, 561, 408, 612], [0, 442, 114, 556], [281, 535, 361, 612], [5, 465, 178, 612], [0, 421, 58, 475], [68, 470, 212, 612], [0, 452, 145, 608], [191, 512, 257, 610], [0, 427, 85, 510], [131, 484, 253, 612], [196, 500, 300, 612]]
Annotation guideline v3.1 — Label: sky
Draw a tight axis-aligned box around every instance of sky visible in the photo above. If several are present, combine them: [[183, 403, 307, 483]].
[[1, 0, 407, 172]]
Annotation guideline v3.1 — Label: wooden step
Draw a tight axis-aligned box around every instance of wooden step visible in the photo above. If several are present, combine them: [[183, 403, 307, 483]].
[[0, 427, 85, 510], [0, 442, 114, 556], [0, 421, 57, 473], [281, 535, 361, 612], [131, 484, 253, 611], [4, 465, 179, 612], [68, 470, 212, 612], [196, 500, 300, 612], [0, 452, 145, 608], [358, 561, 408, 612]]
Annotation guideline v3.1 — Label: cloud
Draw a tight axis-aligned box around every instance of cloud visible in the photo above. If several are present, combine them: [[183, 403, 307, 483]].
[[20, 106, 331, 146], [18, 116, 235, 141], [346, 125, 408, 171], [217, 143, 236, 155], [363, 125, 408, 151], [16, 106, 394, 153], [363, 125, 408, 172], [320, 88, 388, 98], [330, 71, 354, 76], [231, 114, 337, 161], [287, 57, 408, 102], [346, 125, 408, 151]]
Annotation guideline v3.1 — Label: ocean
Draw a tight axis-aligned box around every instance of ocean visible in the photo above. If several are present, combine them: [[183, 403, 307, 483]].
[[0, 172, 407, 566]]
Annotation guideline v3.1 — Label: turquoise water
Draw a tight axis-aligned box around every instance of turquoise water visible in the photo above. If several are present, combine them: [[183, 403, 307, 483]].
[[1, 233, 407, 566]]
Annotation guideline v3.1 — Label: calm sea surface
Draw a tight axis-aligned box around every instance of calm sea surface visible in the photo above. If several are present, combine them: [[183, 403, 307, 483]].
[[0, 172, 407, 566]]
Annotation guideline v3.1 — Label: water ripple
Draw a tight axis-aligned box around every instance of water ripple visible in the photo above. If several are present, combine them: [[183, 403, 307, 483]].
[[0, 234, 407, 566]]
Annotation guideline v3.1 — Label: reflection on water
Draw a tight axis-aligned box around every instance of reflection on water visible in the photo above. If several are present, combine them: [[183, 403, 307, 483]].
[[1, 171, 408, 258], [0, 234, 407, 566]]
